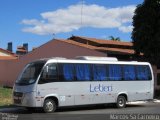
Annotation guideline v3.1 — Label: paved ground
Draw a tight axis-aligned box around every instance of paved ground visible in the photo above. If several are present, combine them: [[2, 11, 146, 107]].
[[0, 100, 160, 120]]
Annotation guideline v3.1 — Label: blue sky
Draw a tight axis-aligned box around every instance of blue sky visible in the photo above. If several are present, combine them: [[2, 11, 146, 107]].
[[0, 0, 143, 52]]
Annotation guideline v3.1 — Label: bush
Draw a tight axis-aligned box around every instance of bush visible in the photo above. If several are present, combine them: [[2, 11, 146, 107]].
[[0, 87, 12, 106]]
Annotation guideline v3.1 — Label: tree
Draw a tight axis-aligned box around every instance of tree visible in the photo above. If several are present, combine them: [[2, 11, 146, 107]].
[[132, 0, 160, 65], [109, 36, 121, 41]]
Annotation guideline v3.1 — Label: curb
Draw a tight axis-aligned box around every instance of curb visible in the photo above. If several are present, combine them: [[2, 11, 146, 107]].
[[127, 99, 160, 104]]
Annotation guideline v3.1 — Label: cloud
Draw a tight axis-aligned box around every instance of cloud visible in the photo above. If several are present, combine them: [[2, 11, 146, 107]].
[[119, 25, 133, 33], [21, 3, 136, 35]]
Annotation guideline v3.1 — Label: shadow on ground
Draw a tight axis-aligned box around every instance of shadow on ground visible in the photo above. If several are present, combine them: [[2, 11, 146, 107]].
[[0, 104, 144, 114]]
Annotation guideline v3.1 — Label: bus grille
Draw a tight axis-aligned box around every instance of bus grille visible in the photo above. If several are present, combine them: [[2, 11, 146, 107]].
[[13, 92, 23, 104], [13, 92, 23, 97], [14, 99, 22, 104]]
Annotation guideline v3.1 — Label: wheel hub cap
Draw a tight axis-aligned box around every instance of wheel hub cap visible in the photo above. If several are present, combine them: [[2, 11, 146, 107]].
[[46, 101, 53, 112]]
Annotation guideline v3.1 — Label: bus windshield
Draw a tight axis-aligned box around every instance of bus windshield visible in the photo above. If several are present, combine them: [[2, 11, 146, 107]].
[[16, 61, 46, 85]]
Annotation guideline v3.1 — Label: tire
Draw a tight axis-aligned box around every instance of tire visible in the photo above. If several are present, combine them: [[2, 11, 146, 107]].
[[116, 96, 126, 108], [43, 99, 57, 113]]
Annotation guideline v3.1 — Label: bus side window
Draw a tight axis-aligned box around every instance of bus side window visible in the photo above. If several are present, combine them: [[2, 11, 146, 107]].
[[93, 64, 107, 81], [39, 63, 58, 84], [75, 64, 91, 81], [123, 65, 136, 81], [136, 65, 152, 80], [108, 65, 122, 81], [61, 64, 75, 81]]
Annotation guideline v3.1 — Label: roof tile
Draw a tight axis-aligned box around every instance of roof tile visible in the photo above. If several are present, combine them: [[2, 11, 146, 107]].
[[70, 36, 133, 46], [61, 39, 135, 55]]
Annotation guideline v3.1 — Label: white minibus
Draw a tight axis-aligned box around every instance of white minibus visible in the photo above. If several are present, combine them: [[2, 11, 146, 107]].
[[13, 56, 154, 113]]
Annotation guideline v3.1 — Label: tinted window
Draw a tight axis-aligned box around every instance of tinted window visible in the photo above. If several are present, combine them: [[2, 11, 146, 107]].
[[136, 65, 151, 80], [42, 63, 152, 82], [108, 65, 122, 81], [62, 64, 75, 81], [123, 65, 136, 80], [75, 64, 91, 81], [93, 64, 107, 81], [39, 63, 58, 84]]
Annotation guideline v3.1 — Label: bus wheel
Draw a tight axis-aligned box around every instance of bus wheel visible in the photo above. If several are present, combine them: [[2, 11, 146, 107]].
[[43, 99, 57, 113], [116, 96, 126, 108]]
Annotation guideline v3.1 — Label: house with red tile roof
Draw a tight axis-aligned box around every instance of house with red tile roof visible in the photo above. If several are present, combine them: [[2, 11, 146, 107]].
[[0, 48, 17, 60], [0, 38, 106, 87], [67, 36, 140, 60]]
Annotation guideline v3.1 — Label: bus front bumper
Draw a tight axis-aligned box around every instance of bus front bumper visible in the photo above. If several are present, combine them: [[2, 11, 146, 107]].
[[13, 91, 37, 107]]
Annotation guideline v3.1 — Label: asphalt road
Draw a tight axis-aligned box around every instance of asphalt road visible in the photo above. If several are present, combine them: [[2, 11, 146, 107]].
[[0, 102, 160, 120]]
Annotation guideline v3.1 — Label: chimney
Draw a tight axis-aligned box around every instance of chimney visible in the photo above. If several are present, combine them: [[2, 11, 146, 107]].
[[23, 43, 28, 52], [16, 46, 26, 55], [7, 42, 12, 52]]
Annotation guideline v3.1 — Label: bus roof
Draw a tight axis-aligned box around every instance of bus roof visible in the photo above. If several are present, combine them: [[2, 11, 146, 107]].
[[42, 56, 151, 66]]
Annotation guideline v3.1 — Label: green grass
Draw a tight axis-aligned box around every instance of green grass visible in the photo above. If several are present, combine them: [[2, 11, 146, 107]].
[[0, 87, 12, 106]]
